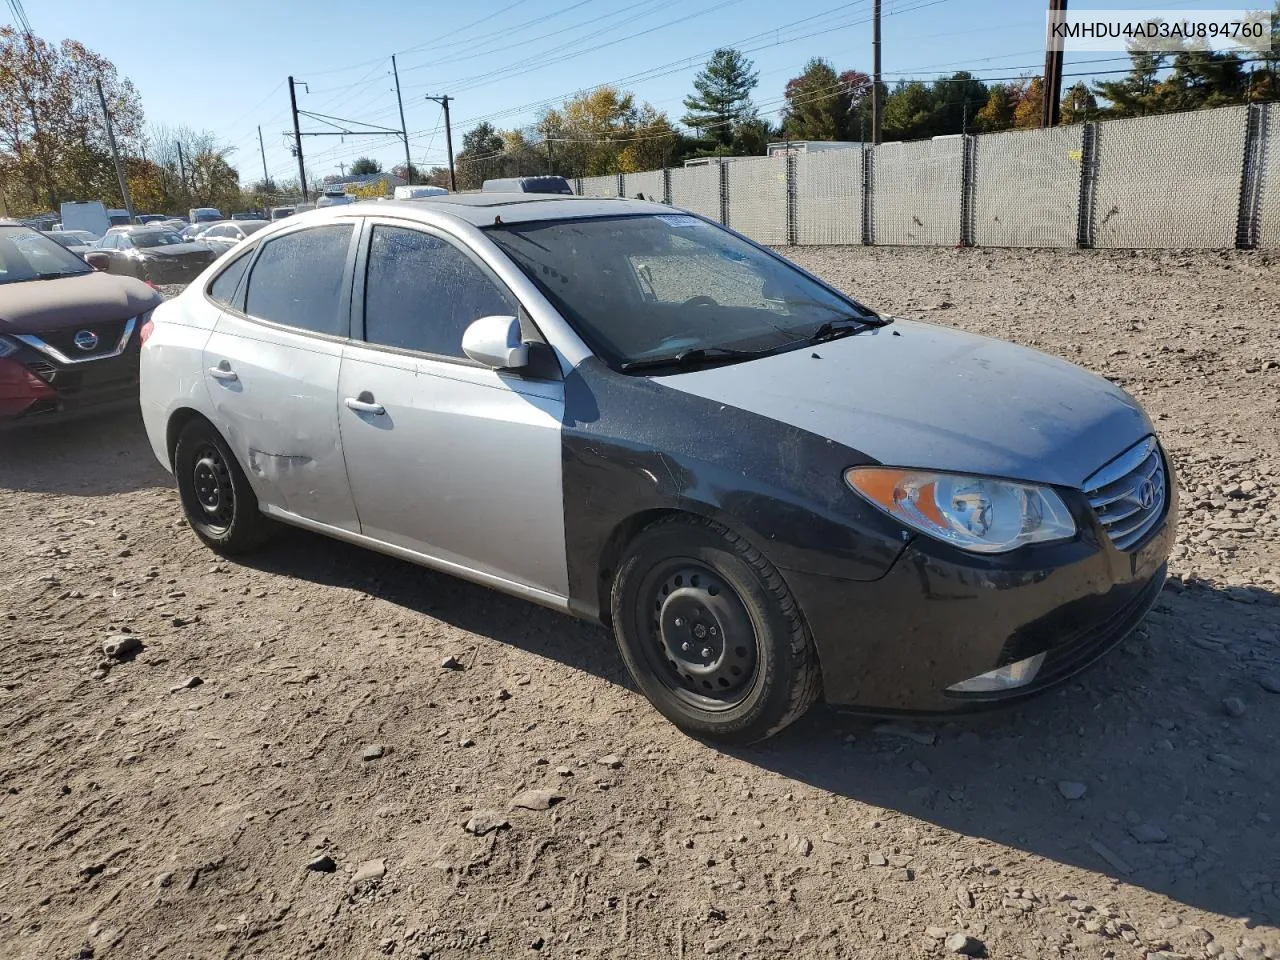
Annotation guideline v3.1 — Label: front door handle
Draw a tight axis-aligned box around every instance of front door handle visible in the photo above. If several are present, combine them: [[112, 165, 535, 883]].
[[344, 393, 385, 415], [208, 362, 238, 382]]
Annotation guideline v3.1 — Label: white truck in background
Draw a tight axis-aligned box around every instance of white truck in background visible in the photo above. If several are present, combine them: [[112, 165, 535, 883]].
[[59, 201, 110, 238]]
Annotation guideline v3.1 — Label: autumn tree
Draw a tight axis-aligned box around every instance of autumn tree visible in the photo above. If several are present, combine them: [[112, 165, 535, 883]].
[[0, 27, 145, 214], [781, 59, 871, 141], [973, 84, 1021, 132], [1011, 77, 1044, 128], [682, 48, 759, 148]]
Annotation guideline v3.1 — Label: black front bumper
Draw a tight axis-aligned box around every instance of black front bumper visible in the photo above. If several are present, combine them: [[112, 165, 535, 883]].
[[785, 484, 1178, 714], [0, 333, 141, 428]]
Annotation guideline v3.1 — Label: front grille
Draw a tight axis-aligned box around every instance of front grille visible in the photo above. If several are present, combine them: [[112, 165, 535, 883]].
[[1083, 436, 1167, 551], [40, 319, 129, 359], [26, 359, 56, 382]]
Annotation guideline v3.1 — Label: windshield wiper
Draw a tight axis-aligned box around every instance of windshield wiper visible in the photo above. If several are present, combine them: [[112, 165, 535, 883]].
[[809, 315, 881, 343], [620, 345, 775, 373], [33, 271, 87, 280]]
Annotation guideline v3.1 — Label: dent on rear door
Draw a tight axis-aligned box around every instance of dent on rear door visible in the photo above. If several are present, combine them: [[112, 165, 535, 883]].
[[202, 314, 359, 531]]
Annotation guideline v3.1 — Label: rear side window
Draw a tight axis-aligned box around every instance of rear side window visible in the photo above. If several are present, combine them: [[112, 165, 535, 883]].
[[363, 225, 517, 358], [244, 224, 353, 336], [207, 251, 252, 306]]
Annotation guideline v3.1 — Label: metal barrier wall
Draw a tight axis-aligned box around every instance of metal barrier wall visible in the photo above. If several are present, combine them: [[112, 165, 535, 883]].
[[871, 137, 964, 246], [578, 174, 620, 198], [971, 126, 1083, 248], [726, 157, 788, 244], [668, 165, 722, 222], [795, 149, 863, 245], [622, 170, 666, 203], [1253, 103, 1280, 247], [1091, 107, 1249, 249]]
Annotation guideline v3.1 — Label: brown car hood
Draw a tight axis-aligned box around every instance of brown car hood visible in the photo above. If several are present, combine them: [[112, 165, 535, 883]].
[[0, 271, 163, 334]]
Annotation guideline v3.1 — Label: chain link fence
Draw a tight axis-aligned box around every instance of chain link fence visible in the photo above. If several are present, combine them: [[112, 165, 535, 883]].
[[1091, 107, 1249, 249], [871, 137, 964, 246], [668, 165, 722, 223], [971, 126, 1083, 248], [794, 150, 863, 245], [726, 157, 788, 245], [571, 104, 1276, 251]]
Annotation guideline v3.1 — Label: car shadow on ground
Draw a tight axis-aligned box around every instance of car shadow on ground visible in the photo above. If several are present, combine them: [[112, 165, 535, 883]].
[[0, 410, 170, 496], [242, 524, 1279, 926]]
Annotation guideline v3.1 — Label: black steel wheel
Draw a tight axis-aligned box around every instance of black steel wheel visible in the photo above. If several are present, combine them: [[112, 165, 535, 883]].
[[174, 418, 273, 554], [640, 561, 759, 709], [611, 515, 821, 744]]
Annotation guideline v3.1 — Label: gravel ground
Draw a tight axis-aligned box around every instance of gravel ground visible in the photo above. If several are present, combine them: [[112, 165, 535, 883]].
[[1, 247, 1277, 960]]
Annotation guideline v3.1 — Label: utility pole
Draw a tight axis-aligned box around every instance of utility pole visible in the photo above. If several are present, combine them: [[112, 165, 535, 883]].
[[1042, 0, 1068, 127], [426, 95, 456, 191], [338, 162, 347, 177], [95, 77, 134, 222], [258, 125, 270, 184], [289, 76, 308, 201], [177, 141, 188, 201], [392, 55, 414, 185], [871, 0, 882, 144]]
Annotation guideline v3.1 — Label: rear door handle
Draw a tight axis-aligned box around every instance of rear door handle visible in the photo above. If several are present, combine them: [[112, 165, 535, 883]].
[[344, 395, 385, 415], [208, 363, 238, 382]]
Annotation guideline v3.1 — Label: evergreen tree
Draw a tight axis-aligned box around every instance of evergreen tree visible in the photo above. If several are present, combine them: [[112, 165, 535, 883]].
[[682, 48, 759, 148], [349, 157, 382, 175], [781, 59, 871, 141]]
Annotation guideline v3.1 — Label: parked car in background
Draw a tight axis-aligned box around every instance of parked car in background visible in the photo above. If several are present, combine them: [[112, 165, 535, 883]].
[[232, 210, 266, 221], [107, 209, 131, 227], [393, 185, 448, 200], [42, 230, 99, 256], [180, 222, 216, 242], [269, 206, 295, 221], [481, 176, 573, 195], [135, 214, 169, 225], [59, 200, 109, 238], [137, 196, 1176, 744], [315, 190, 355, 208], [199, 219, 270, 253], [91, 226, 216, 284], [0, 223, 162, 425], [188, 207, 222, 225]]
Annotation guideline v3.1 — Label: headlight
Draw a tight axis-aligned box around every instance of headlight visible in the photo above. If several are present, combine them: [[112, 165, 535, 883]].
[[0, 335, 18, 358], [845, 467, 1076, 553]]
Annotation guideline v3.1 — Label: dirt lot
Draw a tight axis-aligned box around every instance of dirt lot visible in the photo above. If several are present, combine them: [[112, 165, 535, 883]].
[[1, 247, 1277, 960]]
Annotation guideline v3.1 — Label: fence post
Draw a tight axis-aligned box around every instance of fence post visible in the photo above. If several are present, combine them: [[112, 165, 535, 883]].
[[1076, 122, 1099, 249], [719, 161, 730, 226], [1236, 103, 1265, 250], [615, 172, 624, 198], [960, 135, 976, 247], [861, 147, 874, 245], [786, 154, 798, 245], [574, 177, 583, 196], [662, 167, 671, 205]]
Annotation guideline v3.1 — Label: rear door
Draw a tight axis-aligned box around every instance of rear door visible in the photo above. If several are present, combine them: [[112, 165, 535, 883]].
[[337, 219, 568, 598], [201, 221, 361, 532]]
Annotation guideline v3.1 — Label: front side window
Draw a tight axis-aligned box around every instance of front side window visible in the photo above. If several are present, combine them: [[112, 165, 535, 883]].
[[363, 225, 517, 358], [207, 250, 252, 306], [244, 224, 353, 336], [487, 214, 873, 370]]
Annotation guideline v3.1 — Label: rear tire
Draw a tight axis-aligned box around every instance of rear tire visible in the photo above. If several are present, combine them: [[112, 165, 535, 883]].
[[173, 419, 273, 554], [610, 515, 820, 744]]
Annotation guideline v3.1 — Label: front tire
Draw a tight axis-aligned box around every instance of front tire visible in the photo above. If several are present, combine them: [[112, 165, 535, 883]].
[[173, 419, 273, 554], [610, 516, 821, 744]]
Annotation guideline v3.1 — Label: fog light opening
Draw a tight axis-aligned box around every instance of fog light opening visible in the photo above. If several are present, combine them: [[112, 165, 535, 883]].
[[946, 652, 1046, 694]]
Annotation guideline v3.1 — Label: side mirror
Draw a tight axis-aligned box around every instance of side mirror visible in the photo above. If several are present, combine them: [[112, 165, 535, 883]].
[[462, 315, 528, 370], [84, 252, 109, 271]]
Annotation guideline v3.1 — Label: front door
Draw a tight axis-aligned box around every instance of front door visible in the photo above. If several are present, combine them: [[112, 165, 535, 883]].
[[202, 222, 361, 532], [337, 221, 568, 597]]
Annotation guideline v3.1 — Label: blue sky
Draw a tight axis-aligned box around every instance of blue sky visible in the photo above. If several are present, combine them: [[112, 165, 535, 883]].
[[21, 0, 1254, 184]]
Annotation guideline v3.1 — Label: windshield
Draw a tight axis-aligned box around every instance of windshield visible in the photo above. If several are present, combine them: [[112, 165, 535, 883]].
[[486, 214, 875, 370], [132, 231, 187, 248], [0, 226, 93, 283], [45, 232, 82, 248], [242, 221, 268, 235]]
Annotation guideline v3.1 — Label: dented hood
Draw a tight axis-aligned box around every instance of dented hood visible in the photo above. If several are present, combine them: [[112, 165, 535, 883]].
[[0, 271, 162, 334], [659, 319, 1152, 489]]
